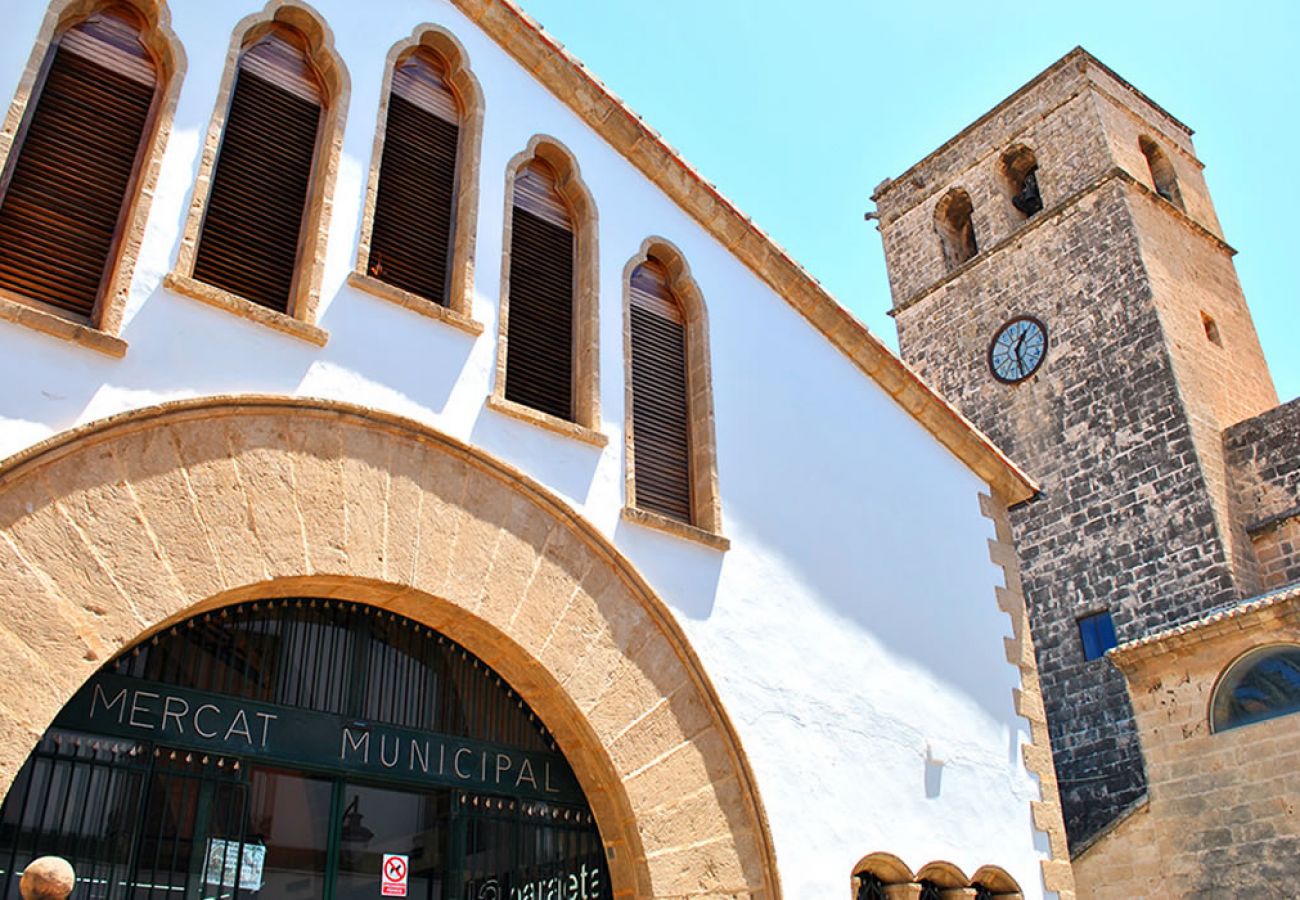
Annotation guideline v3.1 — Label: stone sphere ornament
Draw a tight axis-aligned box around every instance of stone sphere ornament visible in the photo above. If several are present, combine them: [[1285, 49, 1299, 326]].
[[19, 856, 75, 900]]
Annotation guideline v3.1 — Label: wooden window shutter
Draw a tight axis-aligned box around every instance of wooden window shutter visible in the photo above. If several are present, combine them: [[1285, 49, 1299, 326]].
[[367, 53, 460, 305], [505, 160, 575, 421], [192, 30, 323, 314], [0, 10, 157, 321], [630, 261, 692, 522]]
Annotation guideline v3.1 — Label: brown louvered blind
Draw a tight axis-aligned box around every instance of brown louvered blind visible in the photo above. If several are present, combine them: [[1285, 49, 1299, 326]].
[[505, 161, 574, 420], [630, 261, 692, 522], [192, 31, 322, 314], [0, 11, 156, 320], [367, 54, 460, 305]]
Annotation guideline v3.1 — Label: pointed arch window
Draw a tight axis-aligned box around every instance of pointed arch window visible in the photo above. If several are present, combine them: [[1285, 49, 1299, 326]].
[[166, 6, 346, 346], [192, 28, 323, 314], [506, 159, 575, 420], [0, 3, 177, 348], [629, 259, 691, 522], [621, 241, 724, 549], [490, 138, 600, 443], [350, 29, 483, 331]]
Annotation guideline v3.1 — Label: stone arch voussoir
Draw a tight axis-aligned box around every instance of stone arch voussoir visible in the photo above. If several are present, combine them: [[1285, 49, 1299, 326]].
[[0, 396, 778, 899]]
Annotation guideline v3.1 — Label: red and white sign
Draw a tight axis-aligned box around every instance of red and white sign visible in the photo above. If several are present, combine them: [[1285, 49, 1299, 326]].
[[381, 854, 408, 897]]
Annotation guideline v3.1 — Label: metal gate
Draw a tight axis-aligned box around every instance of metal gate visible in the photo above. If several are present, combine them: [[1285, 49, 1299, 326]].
[[0, 600, 608, 899]]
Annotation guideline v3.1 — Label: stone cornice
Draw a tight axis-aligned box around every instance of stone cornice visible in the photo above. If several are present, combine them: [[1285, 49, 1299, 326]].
[[1109, 583, 1300, 667], [450, 0, 1037, 506]]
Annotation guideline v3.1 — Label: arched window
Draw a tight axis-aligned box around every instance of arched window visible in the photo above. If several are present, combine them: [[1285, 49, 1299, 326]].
[[629, 259, 691, 521], [191, 27, 324, 313], [493, 138, 599, 437], [351, 27, 483, 328], [1210, 644, 1300, 733], [367, 51, 459, 303], [622, 239, 724, 545], [934, 188, 978, 270], [0, 3, 174, 333], [506, 158, 575, 419], [1001, 145, 1042, 220], [167, 3, 346, 343], [1139, 135, 1183, 210]]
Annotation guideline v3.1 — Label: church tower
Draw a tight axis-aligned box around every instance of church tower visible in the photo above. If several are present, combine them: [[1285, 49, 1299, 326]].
[[872, 48, 1279, 849]]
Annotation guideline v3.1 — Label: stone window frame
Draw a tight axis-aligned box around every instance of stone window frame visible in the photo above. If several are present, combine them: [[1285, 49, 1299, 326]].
[[933, 187, 978, 271], [1208, 641, 1300, 734], [163, 0, 348, 348], [346, 24, 484, 337], [487, 134, 604, 446], [619, 237, 726, 551], [0, 0, 185, 357]]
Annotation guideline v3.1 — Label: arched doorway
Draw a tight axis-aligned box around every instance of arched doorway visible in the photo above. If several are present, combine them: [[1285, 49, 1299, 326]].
[[0, 598, 606, 898], [0, 397, 779, 898]]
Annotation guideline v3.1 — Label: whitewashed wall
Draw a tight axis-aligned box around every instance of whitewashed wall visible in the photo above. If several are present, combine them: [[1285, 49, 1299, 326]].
[[0, 2, 1050, 896]]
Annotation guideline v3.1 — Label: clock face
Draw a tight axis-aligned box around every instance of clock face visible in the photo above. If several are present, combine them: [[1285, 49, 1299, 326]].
[[988, 316, 1047, 383]]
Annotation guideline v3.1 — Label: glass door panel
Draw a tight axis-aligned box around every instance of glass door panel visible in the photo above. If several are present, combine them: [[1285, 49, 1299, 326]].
[[334, 783, 447, 900], [230, 767, 332, 899]]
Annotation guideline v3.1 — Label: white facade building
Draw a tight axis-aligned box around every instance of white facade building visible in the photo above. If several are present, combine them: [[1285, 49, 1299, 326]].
[[0, 1, 1068, 897]]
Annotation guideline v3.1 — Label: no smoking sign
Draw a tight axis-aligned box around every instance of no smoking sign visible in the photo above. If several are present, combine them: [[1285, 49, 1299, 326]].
[[381, 854, 409, 897]]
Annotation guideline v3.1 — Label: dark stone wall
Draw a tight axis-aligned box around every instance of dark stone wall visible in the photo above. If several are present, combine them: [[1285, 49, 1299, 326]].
[[892, 179, 1240, 849], [1226, 398, 1300, 589]]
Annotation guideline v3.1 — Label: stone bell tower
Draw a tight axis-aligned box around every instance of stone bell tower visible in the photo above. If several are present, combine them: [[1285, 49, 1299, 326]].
[[871, 48, 1278, 849]]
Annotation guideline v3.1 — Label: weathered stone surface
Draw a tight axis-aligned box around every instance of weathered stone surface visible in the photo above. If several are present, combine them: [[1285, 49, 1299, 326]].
[[1078, 593, 1300, 898], [881, 49, 1281, 854], [1226, 399, 1300, 590], [0, 398, 776, 899]]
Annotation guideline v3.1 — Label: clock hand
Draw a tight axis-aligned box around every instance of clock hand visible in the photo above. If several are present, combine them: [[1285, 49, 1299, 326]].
[[1014, 331, 1027, 369]]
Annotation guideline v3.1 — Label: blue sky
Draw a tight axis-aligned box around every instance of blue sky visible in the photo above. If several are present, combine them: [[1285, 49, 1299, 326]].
[[516, 0, 1299, 402]]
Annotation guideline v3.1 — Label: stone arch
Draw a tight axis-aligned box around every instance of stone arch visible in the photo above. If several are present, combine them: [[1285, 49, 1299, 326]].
[[167, 0, 350, 333], [0, 0, 186, 343], [916, 860, 968, 889], [933, 188, 978, 271], [620, 236, 723, 543], [493, 135, 601, 436], [0, 396, 778, 898], [1138, 134, 1183, 210], [351, 24, 485, 324], [970, 864, 1022, 896]]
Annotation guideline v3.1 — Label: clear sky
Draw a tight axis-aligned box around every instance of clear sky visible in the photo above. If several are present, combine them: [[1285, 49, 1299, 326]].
[[515, 0, 1299, 402]]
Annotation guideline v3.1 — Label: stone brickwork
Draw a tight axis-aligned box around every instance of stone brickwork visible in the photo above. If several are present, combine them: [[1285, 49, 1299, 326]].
[[1227, 399, 1300, 590], [1075, 588, 1300, 898], [0, 396, 781, 899], [876, 48, 1278, 850]]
